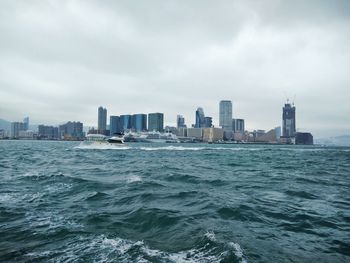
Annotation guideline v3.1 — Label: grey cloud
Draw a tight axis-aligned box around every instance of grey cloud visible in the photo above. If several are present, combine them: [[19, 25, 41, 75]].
[[0, 0, 349, 137]]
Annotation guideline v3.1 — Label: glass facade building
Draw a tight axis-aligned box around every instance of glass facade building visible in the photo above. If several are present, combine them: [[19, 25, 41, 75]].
[[148, 113, 164, 132], [131, 114, 147, 132], [110, 116, 122, 135], [233, 119, 245, 133], [204, 117, 212, 128], [176, 115, 186, 129], [98, 106, 107, 134], [219, 100, 233, 131], [195, 107, 206, 128], [120, 115, 132, 132]]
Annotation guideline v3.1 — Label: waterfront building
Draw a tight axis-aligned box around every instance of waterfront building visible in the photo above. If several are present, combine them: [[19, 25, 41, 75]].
[[203, 127, 224, 142], [23, 117, 29, 131], [59, 121, 84, 140], [176, 127, 187, 137], [274, 126, 281, 139], [187, 128, 203, 140], [148, 113, 164, 132], [282, 102, 296, 137], [18, 130, 36, 140], [219, 100, 233, 131], [0, 129, 9, 139], [176, 115, 186, 129], [233, 132, 245, 142], [120, 115, 132, 132], [131, 114, 147, 132], [204, 117, 213, 128], [195, 107, 206, 128], [233, 118, 245, 133], [38, 125, 59, 140], [164, 126, 177, 134], [98, 106, 107, 134], [10, 122, 25, 138], [110, 116, 122, 135], [295, 132, 313, 145], [255, 129, 278, 143]]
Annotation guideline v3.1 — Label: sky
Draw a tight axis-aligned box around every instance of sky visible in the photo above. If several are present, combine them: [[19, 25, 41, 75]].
[[0, 0, 349, 138]]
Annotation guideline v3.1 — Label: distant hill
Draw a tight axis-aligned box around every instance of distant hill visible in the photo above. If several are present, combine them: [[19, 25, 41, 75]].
[[315, 135, 350, 146], [0, 118, 11, 131]]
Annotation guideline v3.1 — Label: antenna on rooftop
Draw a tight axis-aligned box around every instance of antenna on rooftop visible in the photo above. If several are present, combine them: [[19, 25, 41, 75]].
[[292, 94, 296, 106]]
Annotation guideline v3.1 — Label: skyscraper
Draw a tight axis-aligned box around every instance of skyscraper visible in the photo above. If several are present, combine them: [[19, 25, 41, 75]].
[[233, 119, 245, 133], [98, 106, 107, 134], [204, 117, 213, 128], [148, 113, 164, 132], [176, 115, 186, 129], [282, 102, 296, 137], [10, 122, 25, 138], [131, 114, 147, 132], [219, 100, 232, 131], [195, 107, 206, 128], [23, 117, 29, 131], [110, 116, 122, 135], [120, 115, 131, 131], [59, 121, 84, 140]]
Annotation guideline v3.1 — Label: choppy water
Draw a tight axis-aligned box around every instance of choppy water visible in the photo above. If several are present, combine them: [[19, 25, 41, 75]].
[[0, 141, 349, 263]]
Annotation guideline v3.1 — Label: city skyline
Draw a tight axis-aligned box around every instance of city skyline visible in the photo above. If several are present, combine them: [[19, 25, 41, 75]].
[[1, 1, 350, 138]]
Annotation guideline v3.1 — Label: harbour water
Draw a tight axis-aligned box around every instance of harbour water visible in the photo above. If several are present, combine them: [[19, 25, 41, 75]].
[[0, 140, 349, 262]]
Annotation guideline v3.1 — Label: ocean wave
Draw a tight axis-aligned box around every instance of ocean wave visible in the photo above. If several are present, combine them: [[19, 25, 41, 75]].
[[74, 142, 131, 150], [138, 146, 264, 151], [139, 146, 205, 151], [24, 233, 247, 263], [126, 175, 142, 183]]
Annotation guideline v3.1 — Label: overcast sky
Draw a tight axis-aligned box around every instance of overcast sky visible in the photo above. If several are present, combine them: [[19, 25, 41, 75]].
[[0, 0, 349, 138]]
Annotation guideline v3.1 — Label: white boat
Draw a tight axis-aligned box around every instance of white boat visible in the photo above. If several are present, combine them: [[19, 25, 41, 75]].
[[84, 134, 124, 145], [123, 131, 179, 143]]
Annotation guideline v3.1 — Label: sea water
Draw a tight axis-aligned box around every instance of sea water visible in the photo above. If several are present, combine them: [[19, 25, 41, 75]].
[[0, 140, 349, 262]]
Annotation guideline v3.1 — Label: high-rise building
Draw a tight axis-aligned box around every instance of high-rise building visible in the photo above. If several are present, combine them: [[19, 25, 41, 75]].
[[219, 100, 233, 131], [233, 119, 245, 133], [274, 126, 281, 139], [120, 115, 132, 132], [204, 117, 212, 128], [23, 117, 29, 131], [10, 122, 25, 138], [59, 121, 84, 140], [98, 106, 107, 134], [195, 107, 206, 128], [148, 113, 164, 132], [176, 115, 186, 129], [282, 102, 296, 137], [110, 116, 122, 135], [38, 125, 59, 140], [295, 132, 313, 145], [131, 114, 147, 132]]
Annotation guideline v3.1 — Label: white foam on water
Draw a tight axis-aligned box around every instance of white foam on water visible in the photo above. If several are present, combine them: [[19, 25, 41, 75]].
[[25, 234, 247, 263], [204, 230, 216, 242], [138, 146, 263, 152], [228, 242, 247, 263], [74, 142, 131, 150], [0, 192, 44, 204], [139, 146, 204, 151], [44, 182, 73, 194], [25, 211, 83, 232], [126, 175, 142, 183]]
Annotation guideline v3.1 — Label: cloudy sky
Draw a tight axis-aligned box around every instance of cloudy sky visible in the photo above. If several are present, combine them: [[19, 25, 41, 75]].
[[0, 0, 349, 137]]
